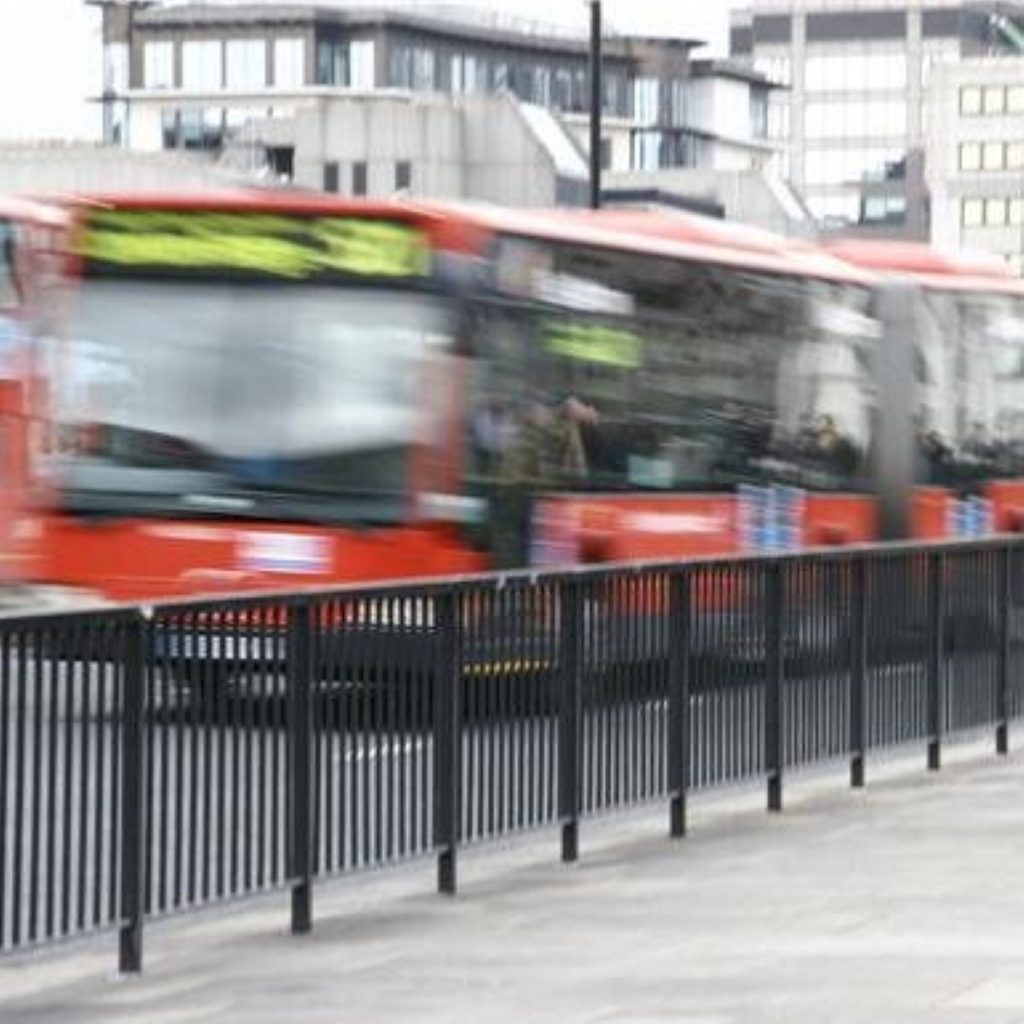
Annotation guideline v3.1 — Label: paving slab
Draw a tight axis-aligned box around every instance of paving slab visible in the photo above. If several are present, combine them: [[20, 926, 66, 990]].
[[4, 741, 1024, 1024]]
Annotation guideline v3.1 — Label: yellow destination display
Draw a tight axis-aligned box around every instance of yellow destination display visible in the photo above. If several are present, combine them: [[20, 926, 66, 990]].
[[79, 210, 430, 279], [544, 321, 642, 368]]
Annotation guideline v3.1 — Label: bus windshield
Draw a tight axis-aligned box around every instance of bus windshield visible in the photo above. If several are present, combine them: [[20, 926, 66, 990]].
[[52, 279, 451, 521]]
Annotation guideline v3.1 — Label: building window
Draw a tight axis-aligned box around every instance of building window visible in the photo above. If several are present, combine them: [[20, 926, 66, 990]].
[[104, 42, 129, 92], [143, 41, 174, 90], [959, 142, 981, 172], [749, 91, 768, 138], [1008, 85, 1024, 114], [226, 39, 266, 90], [390, 45, 412, 87], [633, 78, 659, 126], [982, 141, 1005, 171], [180, 107, 224, 149], [986, 198, 1008, 226], [395, 161, 411, 191], [1007, 142, 1024, 171], [160, 108, 179, 149], [861, 194, 907, 225], [599, 137, 612, 170], [1010, 198, 1024, 226], [353, 161, 367, 195], [533, 65, 551, 106], [805, 52, 906, 94], [317, 39, 348, 86], [182, 40, 223, 91], [463, 56, 484, 93], [550, 68, 570, 109], [274, 38, 305, 88], [413, 48, 436, 89], [960, 86, 982, 115], [962, 198, 984, 227], [350, 40, 375, 88], [983, 85, 1005, 115], [267, 147, 294, 179], [391, 46, 435, 89], [103, 99, 129, 146], [323, 161, 339, 193]]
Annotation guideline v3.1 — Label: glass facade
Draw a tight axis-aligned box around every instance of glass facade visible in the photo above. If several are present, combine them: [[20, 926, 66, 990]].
[[225, 39, 266, 90], [143, 41, 174, 90], [805, 148, 905, 187], [805, 51, 906, 93], [274, 38, 305, 88], [389, 45, 436, 89], [182, 40, 223, 91], [316, 39, 349, 86], [104, 43, 129, 93], [350, 40, 375, 88], [805, 98, 906, 139]]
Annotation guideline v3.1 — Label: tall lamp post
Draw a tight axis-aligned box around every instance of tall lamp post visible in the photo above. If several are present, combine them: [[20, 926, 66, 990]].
[[588, 0, 603, 209]]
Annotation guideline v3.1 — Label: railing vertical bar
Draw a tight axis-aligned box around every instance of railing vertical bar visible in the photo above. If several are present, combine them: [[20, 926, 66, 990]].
[[119, 614, 146, 974], [668, 571, 690, 838], [559, 578, 582, 862], [765, 561, 784, 812], [434, 591, 459, 893], [927, 552, 945, 771], [288, 601, 314, 934], [997, 545, 1011, 755]]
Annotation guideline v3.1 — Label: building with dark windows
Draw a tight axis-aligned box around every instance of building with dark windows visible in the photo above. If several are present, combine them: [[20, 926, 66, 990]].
[[730, 0, 1024, 239], [91, 1, 777, 177], [926, 57, 1024, 275]]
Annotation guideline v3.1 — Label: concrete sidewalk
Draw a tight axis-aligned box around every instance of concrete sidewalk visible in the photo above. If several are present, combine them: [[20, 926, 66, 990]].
[[5, 741, 1024, 1023]]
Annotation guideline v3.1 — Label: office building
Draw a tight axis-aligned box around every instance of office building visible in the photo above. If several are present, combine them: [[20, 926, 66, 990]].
[[926, 57, 1024, 275], [730, 0, 1024, 237], [93, 1, 776, 175]]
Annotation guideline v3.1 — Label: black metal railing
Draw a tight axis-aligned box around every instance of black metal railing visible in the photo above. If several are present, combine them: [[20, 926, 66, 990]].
[[1, 536, 1022, 973]]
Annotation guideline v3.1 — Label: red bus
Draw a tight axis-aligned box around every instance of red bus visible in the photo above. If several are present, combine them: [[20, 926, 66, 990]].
[[0, 197, 67, 602], [826, 239, 1024, 541], [31, 192, 887, 607]]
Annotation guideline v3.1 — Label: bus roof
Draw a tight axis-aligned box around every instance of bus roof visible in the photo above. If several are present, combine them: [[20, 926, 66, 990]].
[[55, 189, 456, 235], [417, 200, 878, 287], [826, 239, 1024, 297], [56, 191, 879, 288]]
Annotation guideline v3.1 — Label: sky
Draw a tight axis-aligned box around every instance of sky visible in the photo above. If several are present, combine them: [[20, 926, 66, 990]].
[[0, 0, 734, 142]]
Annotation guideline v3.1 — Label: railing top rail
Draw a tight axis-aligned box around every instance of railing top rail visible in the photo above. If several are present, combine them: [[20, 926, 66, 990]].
[[2, 533, 1020, 624]]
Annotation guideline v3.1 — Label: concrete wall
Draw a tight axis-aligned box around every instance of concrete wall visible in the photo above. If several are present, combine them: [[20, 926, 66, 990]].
[[605, 167, 814, 236], [688, 77, 754, 143], [247, 92, 575, 207], [287, 94, 466, 198], [0, 144, 245, 196]]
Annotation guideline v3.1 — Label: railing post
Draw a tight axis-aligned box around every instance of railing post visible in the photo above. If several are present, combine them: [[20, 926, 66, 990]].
[[927, 552, 945, 772], [849, 557, 868, 788], [668, 571, 690, 838], [558, 578, 583, 862], [433, 592, 460, 893], [765, 560, 784, 813], [287, 602, 314, 933], [997, 545, 1011, 755], [118, 612, 147, 974]]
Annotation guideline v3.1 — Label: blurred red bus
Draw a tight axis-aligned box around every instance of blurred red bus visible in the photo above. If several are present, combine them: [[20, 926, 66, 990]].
[[29, 192, 891, 606], [0, 197, 67, 601], [827, 239, 1024, 542]]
